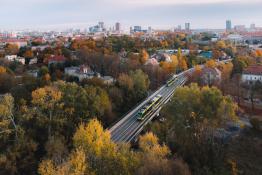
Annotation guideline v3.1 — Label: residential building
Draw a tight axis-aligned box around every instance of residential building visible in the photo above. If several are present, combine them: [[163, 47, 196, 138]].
[[242, 65, 262, 85], [48, 55, 66, 66], [199, 51, 213, 59], [5, 55, 25, 64], [151, 53, 172, 63], [100, 76, 115, 85], [65, 65, 95, 81], [144, 58, 159, 66], [0, 39, 28, 48], [27, 69, 39, 78], [225, 34, 244, 44], [65, 65, 114, 84], [29, 58, 38, 65]]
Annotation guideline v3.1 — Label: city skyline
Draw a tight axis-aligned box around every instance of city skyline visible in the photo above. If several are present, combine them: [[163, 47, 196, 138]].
[[0, 0, 262, 30]]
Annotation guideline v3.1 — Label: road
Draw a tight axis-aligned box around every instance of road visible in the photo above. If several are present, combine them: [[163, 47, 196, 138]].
[[109, 68, 194, 143]]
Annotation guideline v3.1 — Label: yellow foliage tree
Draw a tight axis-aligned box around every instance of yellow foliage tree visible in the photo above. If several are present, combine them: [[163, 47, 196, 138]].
[[255, 50, 262, 57], [140, 49, 149, 64], [178, 58, 188, 71], [38, 148, 93, 175], [194, 65, 202, 75], [73, 119, 115, 157], [139, 132, 170, 158], [32, 86, 62, 136], [216, 40, 226, 49], [205, 59, 217, 68], [0, 66, 6, 74]]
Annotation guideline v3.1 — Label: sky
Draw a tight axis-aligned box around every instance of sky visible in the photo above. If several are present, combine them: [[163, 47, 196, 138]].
[[0, 0, 262, 30]]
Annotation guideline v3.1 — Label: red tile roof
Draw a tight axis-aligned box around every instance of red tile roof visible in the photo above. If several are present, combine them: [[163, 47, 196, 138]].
[[48, 55, 66, 63], [243, 65, 262, 75], [0, 39, 27, 43]]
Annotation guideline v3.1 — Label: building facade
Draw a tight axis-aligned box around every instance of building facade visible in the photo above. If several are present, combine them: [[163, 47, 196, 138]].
[[242, 65, 262, 85]]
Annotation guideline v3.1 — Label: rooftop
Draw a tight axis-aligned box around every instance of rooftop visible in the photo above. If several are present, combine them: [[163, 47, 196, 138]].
[[243, 65, 262, 75]]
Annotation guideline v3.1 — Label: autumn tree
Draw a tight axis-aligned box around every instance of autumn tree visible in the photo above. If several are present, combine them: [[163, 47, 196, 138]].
[[38, 148, 93, 175], [0, 94, 17, 139], [0, 66, 7, 74], [73, 119, 139, 175], [31, 86, 62, 136], [5, 44, 19, 55], [140, 49, 149, 64], [205, 59, 217, 68], [216, 40, 226, 50], [156, 84, 238, 174], [137, 132, 182, 175], [23, 50, 34, 59]]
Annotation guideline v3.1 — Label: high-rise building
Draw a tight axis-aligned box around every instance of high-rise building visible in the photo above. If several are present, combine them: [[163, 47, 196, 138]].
[[98, 22, 104, 29], [226, 20, 232, 31], [115, 22, 121, 32], [234, 25, 246, 32], [134, 26, 142, 32], [250, 23, 256, 29], [185, 23, 190, 31], [148, 26, 152, 34]]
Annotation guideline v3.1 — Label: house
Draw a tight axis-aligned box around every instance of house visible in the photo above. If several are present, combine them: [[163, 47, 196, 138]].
[[145, 58, 159, 66], [199, 51, 213, 59], [65, 65, 95, 81], [29, 58, 38, 65], [48, 55, 66, 66], [200, 67, 222, 85], [5, 55, 17, 61], [151, 53, 172, 63], [5, 55, 25, 65], [65, 65, 114, 84], [100, 76, 115, 85], [242, 65, 262, 85], [0, 39, 28, 48], [27, 70, 39, 78], [225, 34, 244, 44]]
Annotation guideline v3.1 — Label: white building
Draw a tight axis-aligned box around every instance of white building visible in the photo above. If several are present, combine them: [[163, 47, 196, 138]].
[[5, 55, 25, 65], [242, 65, 262, 85], [5, 55, 17, 61], [65, 65, 95, 81], [225, 34, 244, 44], [29, 58, 38, 65]]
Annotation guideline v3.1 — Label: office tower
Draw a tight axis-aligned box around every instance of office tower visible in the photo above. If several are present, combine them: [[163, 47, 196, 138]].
[[250, 23, 256, 29], [134, 26, 142, 32], [148, 26, 152, 34], [115, 22, 121, 32], [226, 20, 232, 31], [98, 22, 104, 29], [185, 23, 190, 31]]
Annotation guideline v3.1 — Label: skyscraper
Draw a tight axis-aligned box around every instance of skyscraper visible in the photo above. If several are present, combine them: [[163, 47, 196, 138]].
[[115, 22, 121, 32], [185, 23, 190, 31], [98, 22, 104, 29], [134, 26, 142, 32], [250, 23, 256, 29], [226, 20, 232, 31]]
